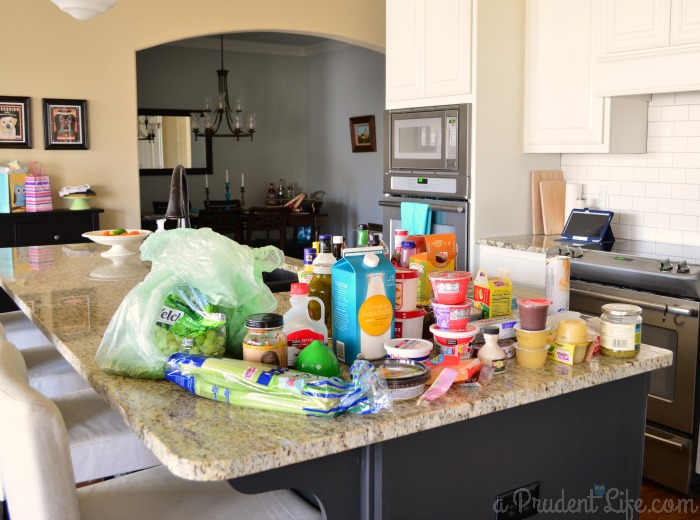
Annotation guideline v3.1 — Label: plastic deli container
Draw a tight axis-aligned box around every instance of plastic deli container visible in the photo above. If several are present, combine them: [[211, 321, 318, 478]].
[[430, 298, 473, 330], [395, 268, 420, 311], [516, 299, 552, 331], [395, 308, 427, 339], [427, 271, 472, 305], [384, 338, 433, 362], [372, 358, 430, 401], [430, 323, 480, 358]]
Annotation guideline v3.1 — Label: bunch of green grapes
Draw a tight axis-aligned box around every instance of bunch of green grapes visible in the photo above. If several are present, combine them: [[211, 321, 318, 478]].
[[153, 326, 226, 357]]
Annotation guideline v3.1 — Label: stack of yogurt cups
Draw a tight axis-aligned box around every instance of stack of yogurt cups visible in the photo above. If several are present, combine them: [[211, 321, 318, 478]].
[[427, 271, 480, 359]]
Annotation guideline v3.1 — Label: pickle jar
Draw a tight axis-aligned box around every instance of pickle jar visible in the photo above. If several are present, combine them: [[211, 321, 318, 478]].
[[600, 304, 642, 358], [242, 313, 287, 367], [308, 264, 332, 339]]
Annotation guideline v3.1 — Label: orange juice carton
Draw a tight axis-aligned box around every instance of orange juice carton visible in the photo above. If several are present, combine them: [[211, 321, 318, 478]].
[[473, 270, 513, 319], [408, 233, 458, 306], [332, 249, 396, 364]]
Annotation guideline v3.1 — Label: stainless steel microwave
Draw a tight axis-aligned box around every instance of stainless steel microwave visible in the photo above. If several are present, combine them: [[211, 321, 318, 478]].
[[383, 104, 470, 199]]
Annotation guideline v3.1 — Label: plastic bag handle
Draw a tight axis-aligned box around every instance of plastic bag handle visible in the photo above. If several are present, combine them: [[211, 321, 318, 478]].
[[308, 296, 325, 325]]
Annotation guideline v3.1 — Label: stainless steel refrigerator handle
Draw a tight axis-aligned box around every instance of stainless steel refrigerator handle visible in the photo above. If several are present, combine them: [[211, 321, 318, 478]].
[[570, 288, 698, 317], [378, 200, 465, 213], [644, 432, 689, 451]]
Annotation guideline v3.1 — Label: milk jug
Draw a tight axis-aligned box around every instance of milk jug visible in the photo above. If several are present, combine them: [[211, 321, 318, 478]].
[[284, 283, 328, 368]]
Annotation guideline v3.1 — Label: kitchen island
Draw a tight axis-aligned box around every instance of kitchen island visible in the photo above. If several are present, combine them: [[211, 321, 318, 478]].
[[0, 242, 672, 519]]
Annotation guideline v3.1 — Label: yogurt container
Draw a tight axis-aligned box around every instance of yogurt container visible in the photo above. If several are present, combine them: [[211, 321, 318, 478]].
[[395, 308, 427, 339], [384, 338, 433, 362], [430, 298, 473, 330], [395, 268, 420, 311], [430, 323, 480, 358]]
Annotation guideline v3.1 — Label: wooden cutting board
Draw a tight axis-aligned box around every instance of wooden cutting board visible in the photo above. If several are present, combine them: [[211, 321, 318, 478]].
[[539, 179, 566, 235], [531, 170, 563, 234]]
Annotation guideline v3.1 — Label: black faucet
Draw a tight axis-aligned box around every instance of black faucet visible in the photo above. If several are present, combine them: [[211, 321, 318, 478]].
[[164, 164, 191, 228]]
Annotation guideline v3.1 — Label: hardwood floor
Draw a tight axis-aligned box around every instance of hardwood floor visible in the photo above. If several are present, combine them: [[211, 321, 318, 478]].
[[639, 479, 700, 519]]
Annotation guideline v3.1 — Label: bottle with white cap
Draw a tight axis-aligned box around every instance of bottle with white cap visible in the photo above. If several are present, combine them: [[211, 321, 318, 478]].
[[477, 326, 506, 374]]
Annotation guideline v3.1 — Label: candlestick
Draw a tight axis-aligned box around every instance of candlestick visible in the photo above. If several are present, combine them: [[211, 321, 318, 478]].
[[225, 169, 229, 183], [205, 186, 210, 203], [241, 173, 245, 188], [205, 175, 208, 188], [240, 186, 246, 208]]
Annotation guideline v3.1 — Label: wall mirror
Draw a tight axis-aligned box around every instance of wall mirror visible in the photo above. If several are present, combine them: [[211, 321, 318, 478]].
[[138, 108, 212, 176]]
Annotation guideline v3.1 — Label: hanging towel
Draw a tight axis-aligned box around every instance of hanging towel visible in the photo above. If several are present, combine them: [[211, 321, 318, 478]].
[[401, 202, 432, 235]]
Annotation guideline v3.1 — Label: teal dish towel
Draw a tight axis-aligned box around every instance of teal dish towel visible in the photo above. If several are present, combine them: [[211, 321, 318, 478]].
[[401, 202, 432, 235]]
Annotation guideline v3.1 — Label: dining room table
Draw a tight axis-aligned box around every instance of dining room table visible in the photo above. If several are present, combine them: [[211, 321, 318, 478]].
[[0, 240, 673, 519]]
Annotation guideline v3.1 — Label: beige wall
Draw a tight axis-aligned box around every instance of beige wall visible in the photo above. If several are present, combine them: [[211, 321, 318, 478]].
[[5, 0, 385, 229]]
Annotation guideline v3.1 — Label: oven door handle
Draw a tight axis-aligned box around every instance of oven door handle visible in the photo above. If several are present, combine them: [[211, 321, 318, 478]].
[[570, 288, 698, 317], [378, 200, 465, 213]]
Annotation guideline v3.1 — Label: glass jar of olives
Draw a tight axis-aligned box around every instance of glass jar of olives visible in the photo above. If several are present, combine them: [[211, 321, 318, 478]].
[[600, 304, 642, 358]]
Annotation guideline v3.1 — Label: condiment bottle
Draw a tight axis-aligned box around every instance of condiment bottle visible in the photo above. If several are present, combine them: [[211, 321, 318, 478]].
[[399, 240, 417, 268], [267, 183, 276, 204], [477, 326, 506, 374], [332, 235, 345, 260], [393, 228, 408, 263], [298, 247, 316, 284], [308, 264, 333, 340], [357, 224, 369, 247], [600, 304, 642, 358], [283, 283, 328, 368], [314, 235, 336, 267], [242, 313, 287, 367]]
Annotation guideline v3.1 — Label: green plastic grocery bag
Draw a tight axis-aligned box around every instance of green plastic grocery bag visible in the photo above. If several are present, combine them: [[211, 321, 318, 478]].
[[96, 228, 283, 379]]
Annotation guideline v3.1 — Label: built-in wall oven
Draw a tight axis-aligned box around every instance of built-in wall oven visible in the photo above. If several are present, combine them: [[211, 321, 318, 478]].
[[553, 242, 700, 494], [380, 104, 471, 270]]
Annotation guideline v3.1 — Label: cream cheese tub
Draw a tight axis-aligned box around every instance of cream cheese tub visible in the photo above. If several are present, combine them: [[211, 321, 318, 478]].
[[384, 338, 433, 362]]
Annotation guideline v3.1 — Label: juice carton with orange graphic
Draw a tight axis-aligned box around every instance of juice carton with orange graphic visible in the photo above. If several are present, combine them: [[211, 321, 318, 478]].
[[473, 270, 513, 318]]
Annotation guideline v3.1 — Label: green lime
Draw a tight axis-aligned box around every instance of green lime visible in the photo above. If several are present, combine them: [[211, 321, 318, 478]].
[[111, 228, 127, 235], [295, 340, 341, 377]]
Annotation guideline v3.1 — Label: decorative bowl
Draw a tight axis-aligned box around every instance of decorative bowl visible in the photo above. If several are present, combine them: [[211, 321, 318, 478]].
[[82, 230, 152, 257]]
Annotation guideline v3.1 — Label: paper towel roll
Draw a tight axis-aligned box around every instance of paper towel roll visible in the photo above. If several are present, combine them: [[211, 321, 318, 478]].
[[564, 183, 582, 223], [545, 255, 570, 315]]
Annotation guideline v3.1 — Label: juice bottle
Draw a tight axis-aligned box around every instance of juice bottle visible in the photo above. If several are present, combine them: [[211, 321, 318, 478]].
[[284, 283, 328, 367]]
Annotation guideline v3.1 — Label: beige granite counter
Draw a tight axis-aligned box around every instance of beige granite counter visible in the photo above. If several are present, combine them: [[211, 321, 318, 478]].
[[476, 234, 562, 254], [0, 242, 672, 482]]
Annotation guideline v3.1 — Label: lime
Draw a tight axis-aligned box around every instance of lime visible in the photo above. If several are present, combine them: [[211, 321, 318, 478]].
[[111, 228, 127, 235], [295, 340, 341, 377]]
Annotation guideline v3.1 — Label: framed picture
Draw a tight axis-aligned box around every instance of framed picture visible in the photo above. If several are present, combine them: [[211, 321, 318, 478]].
[[349, 115, 376, 153], [0, 96, 31, 149], [42, 98, 88, 150]]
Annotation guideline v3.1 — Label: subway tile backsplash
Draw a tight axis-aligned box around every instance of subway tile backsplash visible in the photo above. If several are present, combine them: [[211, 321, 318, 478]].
[[561, 92, 700, 247]]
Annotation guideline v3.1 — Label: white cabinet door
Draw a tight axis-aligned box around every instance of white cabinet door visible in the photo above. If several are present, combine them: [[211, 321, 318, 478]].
[[602, 0, 670, 54], [671, 0, 700, 45], [386, 0, 472, 109], [524, 0, 648, 153], [386, 0, 426, 104]]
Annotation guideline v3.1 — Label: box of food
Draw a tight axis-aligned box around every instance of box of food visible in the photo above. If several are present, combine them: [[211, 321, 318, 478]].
[[0, 172, 26, 213], [473, 270, 513, 318], [408, 234, 458, 306]]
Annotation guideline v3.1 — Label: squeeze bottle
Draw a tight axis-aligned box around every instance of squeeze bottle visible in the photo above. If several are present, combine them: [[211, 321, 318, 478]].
[[298, 247, 316, 284], [477, 326, 506, 374], [284, 283, 328, 367]]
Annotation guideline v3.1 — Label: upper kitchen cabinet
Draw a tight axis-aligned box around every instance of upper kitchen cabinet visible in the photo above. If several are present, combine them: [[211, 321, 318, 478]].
[[595, 0, 700, 95], [524, 0, 648, 153], [386, 0, 473, 109]]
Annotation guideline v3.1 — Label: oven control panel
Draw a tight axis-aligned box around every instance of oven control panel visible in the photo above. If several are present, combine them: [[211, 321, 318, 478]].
[[389, 176, 457, 194]]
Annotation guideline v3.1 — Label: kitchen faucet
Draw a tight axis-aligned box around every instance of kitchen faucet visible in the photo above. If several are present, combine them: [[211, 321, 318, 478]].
[[165, 164, 191, 228]]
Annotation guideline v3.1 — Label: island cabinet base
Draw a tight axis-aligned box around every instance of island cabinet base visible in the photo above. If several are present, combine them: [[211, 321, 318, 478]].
[[232, 373, 649, 520]]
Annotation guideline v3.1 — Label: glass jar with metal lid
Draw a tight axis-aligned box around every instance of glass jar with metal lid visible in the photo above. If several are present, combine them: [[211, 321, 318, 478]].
[[242, 313, 287, 367], [600, 304, 642, 358]]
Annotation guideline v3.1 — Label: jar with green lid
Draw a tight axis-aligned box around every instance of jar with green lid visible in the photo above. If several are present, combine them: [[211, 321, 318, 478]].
[[600, 304, 642, 358], [242, 313, 287, 367], [309, 264, 332, 339]]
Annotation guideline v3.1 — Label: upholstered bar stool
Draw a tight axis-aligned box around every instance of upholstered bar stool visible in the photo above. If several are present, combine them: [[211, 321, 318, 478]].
[[0, 339, 322, 520]]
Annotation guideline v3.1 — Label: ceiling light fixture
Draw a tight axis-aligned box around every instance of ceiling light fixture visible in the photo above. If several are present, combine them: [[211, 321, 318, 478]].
[[192, 35, 256, 142], [51, 0, 117, 21]]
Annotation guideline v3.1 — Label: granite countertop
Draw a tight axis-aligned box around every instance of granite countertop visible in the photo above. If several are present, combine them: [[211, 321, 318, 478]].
[[476, 234, 562, 254], [0, 242, 673, 481]]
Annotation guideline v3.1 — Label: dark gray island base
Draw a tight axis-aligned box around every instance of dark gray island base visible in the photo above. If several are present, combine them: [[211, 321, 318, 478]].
[[235, 373, 649, 520]]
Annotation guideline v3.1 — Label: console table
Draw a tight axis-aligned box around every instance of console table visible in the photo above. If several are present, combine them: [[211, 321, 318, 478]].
[[0, 209, 103, 247]]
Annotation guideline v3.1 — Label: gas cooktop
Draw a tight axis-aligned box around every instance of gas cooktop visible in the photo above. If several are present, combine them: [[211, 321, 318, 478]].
[[547, 240, 700, 299]]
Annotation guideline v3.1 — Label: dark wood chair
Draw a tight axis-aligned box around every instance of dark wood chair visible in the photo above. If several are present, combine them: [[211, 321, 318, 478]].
[[245, 206, 288, 250], [204, 199, 242, 211], [197, 209, 243, 242]]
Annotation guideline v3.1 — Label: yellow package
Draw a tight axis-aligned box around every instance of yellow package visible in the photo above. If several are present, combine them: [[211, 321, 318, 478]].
[[408, 234, 457, 306], [473, 270, 512, 318]]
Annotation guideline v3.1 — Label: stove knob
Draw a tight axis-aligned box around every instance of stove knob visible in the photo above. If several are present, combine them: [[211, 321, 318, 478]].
[[677, 260, 691, 274], [572, 247, 584, 259], [660, 258, 673, 272]]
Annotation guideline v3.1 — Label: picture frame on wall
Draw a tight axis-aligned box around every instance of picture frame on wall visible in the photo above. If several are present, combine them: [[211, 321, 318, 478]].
[[0, 96, 32, 149], [42, 98, 88, 150], [349, 114, 376, 153]]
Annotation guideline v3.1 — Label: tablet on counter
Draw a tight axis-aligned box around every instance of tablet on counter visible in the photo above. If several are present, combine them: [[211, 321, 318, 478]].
[[555, 208, 615, 244]]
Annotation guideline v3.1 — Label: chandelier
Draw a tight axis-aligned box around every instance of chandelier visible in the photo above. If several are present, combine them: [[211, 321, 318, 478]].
[[51, 0, 117, 20], [192, 35, 256, 142], [137, 116, 157, 143]]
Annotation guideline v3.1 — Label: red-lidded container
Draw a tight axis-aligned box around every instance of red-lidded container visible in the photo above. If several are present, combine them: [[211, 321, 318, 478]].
[[395, 267, 420, 312], [395, 308, 427, 339]]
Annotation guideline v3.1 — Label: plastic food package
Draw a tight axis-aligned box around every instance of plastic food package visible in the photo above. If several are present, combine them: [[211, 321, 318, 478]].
[[96, 228, 283, 379], [165, 354, 392, 417]]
